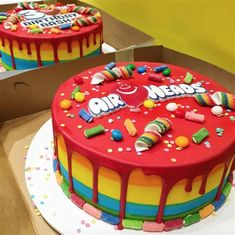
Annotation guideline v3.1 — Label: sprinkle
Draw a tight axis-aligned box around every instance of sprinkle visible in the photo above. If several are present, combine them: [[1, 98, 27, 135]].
[[167, 144, 172, 148], [60, 93, 65, 96], [225, 112, 229, 116], [230, 116, 235, 121], [164, 148, 169, 152], [171, 158, 177, 163], [25, 145, 29, 149], [137, 152, 142, 156], [108, 118, 114, 123], [176, 147, 183, 151], [167, 134, 173, 138], [164, 140, 169, 144], [118, 147, 123, 152], [193, 109, 198, 112], [60, 123, 66, 127], [170, 140, 175, 144], [85, 223, 90, 228], [77, 125, 83, 129], [144, 111, 149, 115], [107, 148, 113, 153], [116, 116, 121, 120], [126, 147, 132, 152], [171, 114, 175, 118]]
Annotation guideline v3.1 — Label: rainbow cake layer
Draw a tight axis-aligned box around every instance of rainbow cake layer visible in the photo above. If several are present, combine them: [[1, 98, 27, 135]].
[[0, 2, 103, 70], [51, 62, 235, 232]]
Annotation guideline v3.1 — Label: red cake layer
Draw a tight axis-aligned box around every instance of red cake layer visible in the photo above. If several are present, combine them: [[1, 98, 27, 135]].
[[52, 62, 235, 222]]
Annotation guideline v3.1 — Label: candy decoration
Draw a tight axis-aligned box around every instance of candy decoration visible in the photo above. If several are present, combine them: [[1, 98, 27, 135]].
[[31, 28, 43, 34], [212, 194, 226, 211], [50, 28, 61, 34], [70, 6, 99, 16], [175, 136, 189, 148], [162, 68, 171, 77], [164, 219, 183, 231], [105, 62, 116, 70], [60, 99, 72, 110], [195, 91, 235, 110], [112, 84, 148, 109], [143, 222, 164, 232], [73, 75, 84, 85], [79, 109, 93, 123], [60, 23, 72, 30], [192, 128, 209, 144], [75, 92, 85, 102], [0, 12, 8, 17], [84, 124, 105, 138], [28, 24, 38, 29], [166, 102, 178, 112], [71, 86, 81, 99], [4, 14, 20, 30], [101, 212, 120, 225], [122, 219, 143, 230], [184, 213, 200, 226], [185, 111, 205, 123], [91, 66, 133, 85], [135, 131, 161, 152], [174, 109, 186, 118], [211, 106, 223, 116], [137, 66, 146, 74], [199, 204, 214, 219], [72, 16, 98, 27], [127, 63, 135, 70], [148, 73, 163, 83], [111, 129, 123, 141], [154, 65, 168, 73], [145, 118, 171, 134], [83, 203, 102, 219], [143, 100, 155, 109], [10, 24, 18, 31], [124, 119, 137, 136], [16, 1, 37, 10], [184, 72, 194, 84], [71, 26, 80, 31], [0, 16, 7, 20], [135, 118, 171, 152]]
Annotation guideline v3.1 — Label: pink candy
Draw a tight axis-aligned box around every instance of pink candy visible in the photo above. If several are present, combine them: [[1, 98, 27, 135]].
[[71, 193, 85, 209], [143, 222, 164, 232], [148, 73, 163, 83], [83, 203, 102, 219], [185, 111, 205, 123], [164, 219, 183, 231]]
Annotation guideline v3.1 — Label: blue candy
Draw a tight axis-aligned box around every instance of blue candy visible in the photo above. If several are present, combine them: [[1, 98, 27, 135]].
[[154, 65, 168, 73], [101, 212, 120, 225], [79, 109, 94, 123], [212, 194, 226, 211], [105, 62, 116, 70], [137, 66, 146, 74], [59, 23, 71, 30], [111, 129, 123, 141], [0, 12, 7, 17]]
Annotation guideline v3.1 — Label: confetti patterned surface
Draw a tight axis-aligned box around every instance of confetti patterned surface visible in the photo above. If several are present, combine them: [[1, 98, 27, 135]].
[[25, 119, 235, 235]]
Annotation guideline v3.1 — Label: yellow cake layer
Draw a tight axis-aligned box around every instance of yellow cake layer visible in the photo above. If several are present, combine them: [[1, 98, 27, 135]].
[[57, 134, 233, 205]]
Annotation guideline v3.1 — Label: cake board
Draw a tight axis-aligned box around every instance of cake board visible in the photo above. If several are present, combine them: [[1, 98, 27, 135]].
[[25, 119, 235, 235]]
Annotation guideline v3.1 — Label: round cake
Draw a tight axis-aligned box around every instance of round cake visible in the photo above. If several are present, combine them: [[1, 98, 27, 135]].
[[0, 2, 103, 70], [51, 61, 235, 232]]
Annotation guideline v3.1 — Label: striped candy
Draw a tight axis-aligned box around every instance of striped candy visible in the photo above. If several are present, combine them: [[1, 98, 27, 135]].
[[194, 92, 235, 110], [16, 1, 37, 10], [91, 66, 133, 85], [72, 16, 98, 27], [135, 118, 171, 152], [69, 5, 99, 16]]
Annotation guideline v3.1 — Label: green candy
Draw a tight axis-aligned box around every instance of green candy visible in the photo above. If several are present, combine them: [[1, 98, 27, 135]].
[[0, 16, 7, 20], [162, 68, 171, 77], [184, 213, 200, 226], [84, 125, 105, 138], [71, 86, 81, 99], [31, 28, 43, 34], [222, 182, 232, 198], [39, 4, 47, 8], [184, 72, 193, 84], [127, 63, 135, 71], [122, 219, 143, 230], [192, 128, 209, 144], [61, 181, 71, 198]]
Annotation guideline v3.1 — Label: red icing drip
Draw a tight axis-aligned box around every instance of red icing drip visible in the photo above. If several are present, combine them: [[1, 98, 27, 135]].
[[52, 43, 59, 64], [117, 222, 124, 230], [93, 33, 96, 45], [199, 173, 209, 195], [119, 172, 130, 219], [67, 150, 74, 193], [215, 159, 232, 201], [92, 165, 99, 203], [26, 42, 31, 55], [18, 41, 23, 51], [185, 177, 194, 192], [35, 43, 42, 67], [156, 180, 175, 223], [67, 41, 72, 53], [9, 40, 16, 70], [1, 38, 5, 47], [86, 36, 89, 47], [78, 38, 83, 58]]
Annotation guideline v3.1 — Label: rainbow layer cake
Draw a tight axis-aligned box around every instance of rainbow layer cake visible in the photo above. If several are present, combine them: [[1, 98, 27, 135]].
[[51, 62, 235, 232], [0, 1, 103, 70]]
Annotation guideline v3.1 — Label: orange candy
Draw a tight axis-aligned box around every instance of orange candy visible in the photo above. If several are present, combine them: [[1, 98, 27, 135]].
[[72, 26, 80, 31], [60, 99, 72, 110], [175, 136, 189, 148]]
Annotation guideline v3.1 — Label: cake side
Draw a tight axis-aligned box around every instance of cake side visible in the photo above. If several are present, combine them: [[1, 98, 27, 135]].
[[51, 61, 235, 231], [0, 2, 103, 70]]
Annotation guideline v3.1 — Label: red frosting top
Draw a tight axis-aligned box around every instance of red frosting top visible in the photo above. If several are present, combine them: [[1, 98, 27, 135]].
[[52, 62, 235, 174]]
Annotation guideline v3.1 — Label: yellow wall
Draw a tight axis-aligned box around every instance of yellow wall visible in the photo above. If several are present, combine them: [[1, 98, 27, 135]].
[[86, 0, 235, 74]]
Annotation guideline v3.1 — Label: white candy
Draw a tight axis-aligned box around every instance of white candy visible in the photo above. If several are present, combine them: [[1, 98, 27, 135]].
[[211, 106, 223, 116], [166, 102, 178, 112]]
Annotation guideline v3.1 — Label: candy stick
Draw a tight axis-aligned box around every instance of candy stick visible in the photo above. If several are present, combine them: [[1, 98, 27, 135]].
[[194, 93, 215, 106], [185, 111, 205, 123], [0, 16, 7, 20], [124, 118, 137, 136], [192, 128, 209, 144], [154, 65, 168, 73], [84, 125, 105, 138], [184, 72, 193, 84], [91, 66, 133, 85], [145, 118, 171, 134], [105, 62, 116, 70], [31, 28, 43, 34], [148, 73, 163, 83], [79, 109, 93, 123], [71, 86, 81, 99]]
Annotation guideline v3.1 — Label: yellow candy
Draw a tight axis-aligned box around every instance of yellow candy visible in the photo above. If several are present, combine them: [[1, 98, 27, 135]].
[[75, 92, 85, 102], [28, 24, 38, 29], [60, 99, 72, 110], [72, 26, 80, 31], [175, 136, 189, 148], [143, 100, 155, 109], [10, 24, 18, 32]]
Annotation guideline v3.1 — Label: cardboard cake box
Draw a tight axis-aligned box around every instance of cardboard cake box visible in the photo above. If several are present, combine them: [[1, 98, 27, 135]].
[[0, 46, 235, 235]]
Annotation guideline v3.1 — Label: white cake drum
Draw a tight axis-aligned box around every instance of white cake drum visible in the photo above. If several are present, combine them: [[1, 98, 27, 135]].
[[24, 119, 235, 235]]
